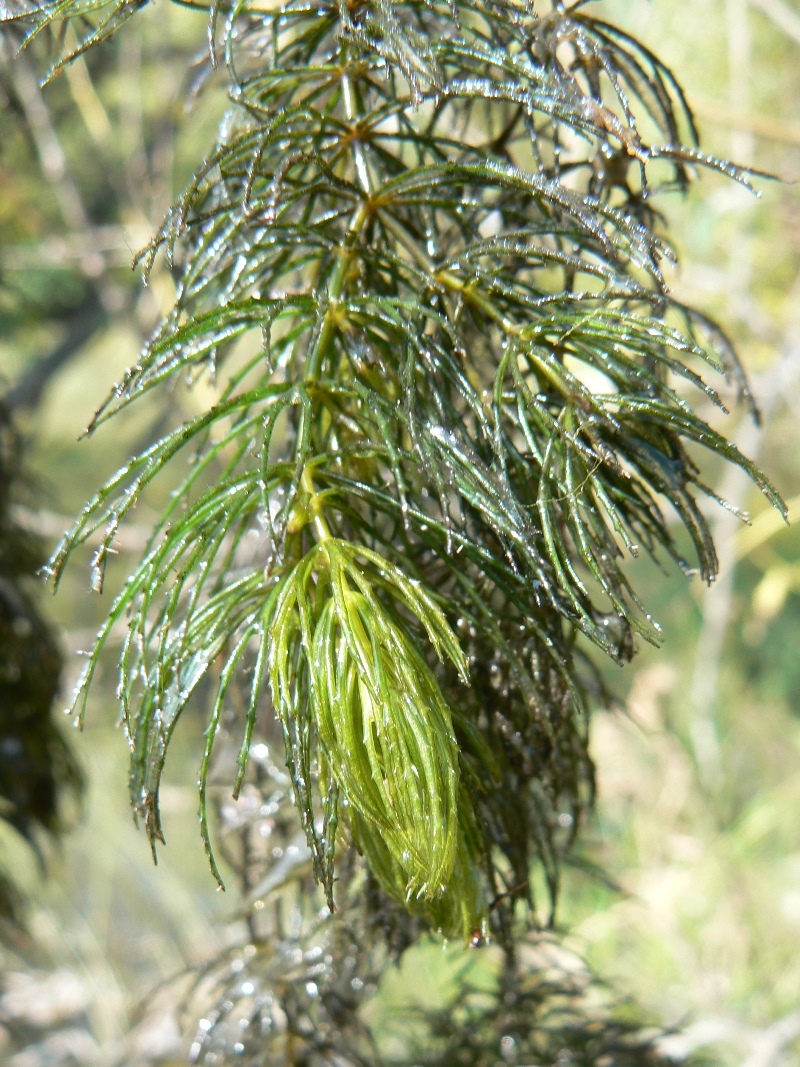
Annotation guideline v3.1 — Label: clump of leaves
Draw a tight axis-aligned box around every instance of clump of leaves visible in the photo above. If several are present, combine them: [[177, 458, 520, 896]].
[[7, 0, 784, 941], [270, 535, 467, 906]]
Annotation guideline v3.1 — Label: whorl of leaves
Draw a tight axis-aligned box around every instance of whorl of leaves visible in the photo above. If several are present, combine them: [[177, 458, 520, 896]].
[[12, 0, 784, 936], [269, 535, 468, 910]]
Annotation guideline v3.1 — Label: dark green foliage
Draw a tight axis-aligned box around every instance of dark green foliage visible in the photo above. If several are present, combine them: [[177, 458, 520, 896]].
[[6, 0, 783, 945], [0, 405, 82, 921]]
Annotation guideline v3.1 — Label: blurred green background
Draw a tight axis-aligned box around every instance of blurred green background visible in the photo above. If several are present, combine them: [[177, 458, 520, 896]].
[[1, 0, 798, 1063]]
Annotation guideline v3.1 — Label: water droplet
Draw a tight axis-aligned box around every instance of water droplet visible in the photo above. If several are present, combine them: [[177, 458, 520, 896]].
[[501, 1034, 517, 1059]]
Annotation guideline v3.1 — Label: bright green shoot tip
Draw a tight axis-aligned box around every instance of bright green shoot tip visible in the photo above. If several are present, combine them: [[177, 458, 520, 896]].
[[269, 537, 467, 910]]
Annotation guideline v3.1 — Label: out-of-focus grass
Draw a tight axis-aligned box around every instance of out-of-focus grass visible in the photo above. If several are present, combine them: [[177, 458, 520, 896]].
[[556, 5, 800, 1064]]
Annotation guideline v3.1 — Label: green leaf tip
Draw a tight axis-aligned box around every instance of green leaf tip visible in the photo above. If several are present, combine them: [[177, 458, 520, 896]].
[[269, 538, 469, 912], [352, 786, 488, 940]]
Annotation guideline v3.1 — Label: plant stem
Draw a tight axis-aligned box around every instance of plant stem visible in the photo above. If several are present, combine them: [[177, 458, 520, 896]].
[[301, 466, 333, 543], [303, 199, 371, 382]]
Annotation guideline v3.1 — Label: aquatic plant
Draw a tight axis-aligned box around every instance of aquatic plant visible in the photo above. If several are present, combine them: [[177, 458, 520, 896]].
[[3, 0, 783, 1001], [7, 0, 785, 943]]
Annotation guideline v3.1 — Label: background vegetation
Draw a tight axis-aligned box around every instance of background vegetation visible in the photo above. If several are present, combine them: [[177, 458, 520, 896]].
[[0, 0, 798, 1064]]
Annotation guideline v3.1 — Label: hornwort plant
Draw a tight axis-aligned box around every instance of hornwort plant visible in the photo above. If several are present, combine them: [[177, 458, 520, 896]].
[[1, 0, 785, 1060]]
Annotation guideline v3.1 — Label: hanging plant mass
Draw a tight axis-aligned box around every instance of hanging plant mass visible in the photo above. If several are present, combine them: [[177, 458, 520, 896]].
[[14, 0, 782, 948]]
